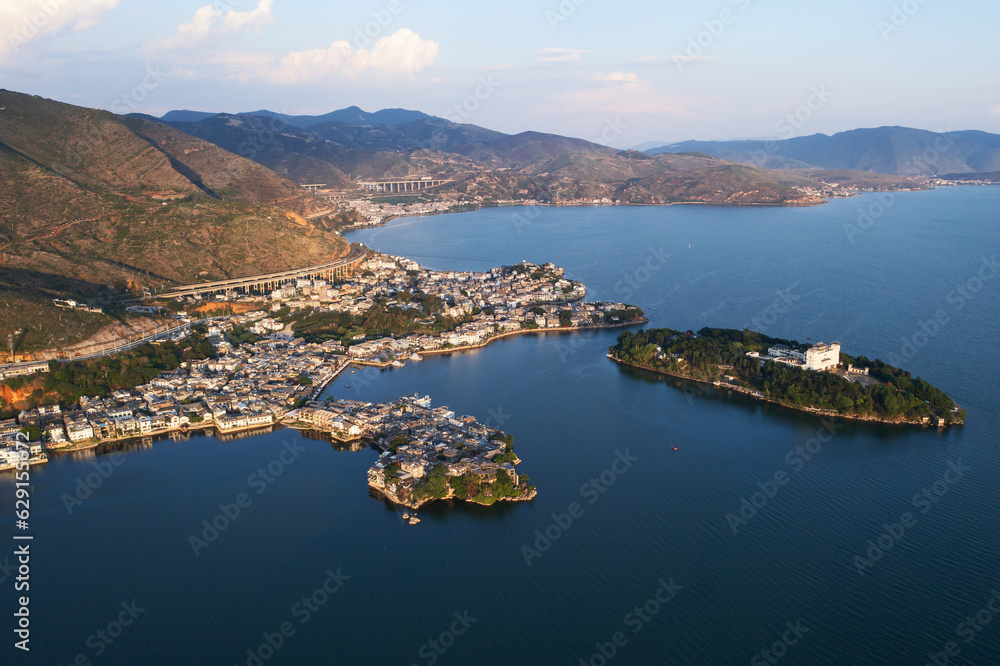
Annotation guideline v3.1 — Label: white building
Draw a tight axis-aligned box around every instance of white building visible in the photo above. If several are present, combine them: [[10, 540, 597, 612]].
[[67, 423, 95, 443], [806, 342, 841, 371], [768, 345, 806, 361]]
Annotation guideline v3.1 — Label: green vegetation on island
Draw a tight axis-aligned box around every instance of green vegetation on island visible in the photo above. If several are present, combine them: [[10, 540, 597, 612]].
[[610, 327, 965, 425], [392, 434, 534, 506]]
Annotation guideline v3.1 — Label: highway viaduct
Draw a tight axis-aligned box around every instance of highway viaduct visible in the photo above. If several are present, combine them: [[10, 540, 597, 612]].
[[154, 244, 367, 300]]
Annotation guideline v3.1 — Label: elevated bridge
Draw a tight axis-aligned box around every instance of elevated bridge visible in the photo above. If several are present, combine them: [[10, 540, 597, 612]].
[[155, 244, 367, 299], [358, 178, 449, 193]]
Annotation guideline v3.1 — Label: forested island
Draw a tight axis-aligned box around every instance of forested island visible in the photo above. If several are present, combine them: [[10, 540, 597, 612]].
[[610, 328, 965, 426]]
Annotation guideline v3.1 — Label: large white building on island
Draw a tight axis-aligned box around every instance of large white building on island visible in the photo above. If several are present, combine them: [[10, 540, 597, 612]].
[[766, 341, 841, 372], [805, 342, 841, 371]]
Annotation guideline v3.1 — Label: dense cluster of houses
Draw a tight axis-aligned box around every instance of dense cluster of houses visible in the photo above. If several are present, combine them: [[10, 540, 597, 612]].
[[13, 337, 347, 450], [3, 256, 640, 486], [333, 199, 457, 229], [267, 255, 640, 366], [354, 394, 527, 508], [0, 415, 46, 470]]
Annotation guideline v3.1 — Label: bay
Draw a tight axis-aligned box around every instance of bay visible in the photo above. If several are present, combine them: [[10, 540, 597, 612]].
[[2, 186, 998, 665]]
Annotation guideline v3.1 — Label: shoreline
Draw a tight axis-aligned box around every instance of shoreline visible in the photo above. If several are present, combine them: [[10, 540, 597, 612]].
[[46, 421, 281, 453], [339, 200, 826, 234], [369, 482, 538, 511], [340, 185, 955, 236], [416, 319, 649, 358], [608, 355, 963, 428], [43, 323, 646, 452]]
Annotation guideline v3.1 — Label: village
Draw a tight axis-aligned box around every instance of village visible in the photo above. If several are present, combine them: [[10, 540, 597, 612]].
[[1, 255, 644, 507], [296, 394, 534, 515]]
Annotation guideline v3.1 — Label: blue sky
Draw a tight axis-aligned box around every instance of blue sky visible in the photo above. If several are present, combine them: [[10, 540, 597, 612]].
[[2, 0, 998, 145]]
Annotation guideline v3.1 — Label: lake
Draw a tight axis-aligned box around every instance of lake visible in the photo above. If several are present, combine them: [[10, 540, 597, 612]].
[[2, 186, 999, 665]]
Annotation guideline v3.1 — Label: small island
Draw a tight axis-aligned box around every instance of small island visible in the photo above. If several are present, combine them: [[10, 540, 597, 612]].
[[609, 327, 965, 426], [312, 394, 537, 510]]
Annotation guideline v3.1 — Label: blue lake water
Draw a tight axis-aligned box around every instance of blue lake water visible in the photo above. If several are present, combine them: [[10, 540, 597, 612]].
[[2, 186, 999, 665]]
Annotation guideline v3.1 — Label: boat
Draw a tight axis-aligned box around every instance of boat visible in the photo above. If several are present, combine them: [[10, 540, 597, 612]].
[[408, 515, 420, 525], [409, 353, 422, 361], [344, 385, 351, 388], [402, 512, 409, 520], [391, 360, 405, 368]]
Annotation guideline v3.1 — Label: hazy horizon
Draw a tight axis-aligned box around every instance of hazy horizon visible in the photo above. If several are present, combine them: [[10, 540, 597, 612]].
[[2, 0, 997, 146]]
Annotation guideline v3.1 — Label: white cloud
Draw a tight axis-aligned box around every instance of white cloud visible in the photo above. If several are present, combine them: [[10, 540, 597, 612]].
[[536, 47, 588, 63], [0, 0, 121, 65], [221, 0, 273, 33], [594, 71, 640, 84], [264, 29, 438, 83], [152, 0, 273, 50]]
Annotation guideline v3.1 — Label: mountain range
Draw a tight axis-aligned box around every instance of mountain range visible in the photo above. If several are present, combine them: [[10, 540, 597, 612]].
[[4, 92, 987, 353], [646, 127, 1000, 176], [153, 109, 916, 207], [160, 106, 433, 128]]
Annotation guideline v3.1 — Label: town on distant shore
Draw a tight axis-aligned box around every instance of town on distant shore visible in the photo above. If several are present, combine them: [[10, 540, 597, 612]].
[[609, 327, 965, 426], [1, 255, 645, 509]]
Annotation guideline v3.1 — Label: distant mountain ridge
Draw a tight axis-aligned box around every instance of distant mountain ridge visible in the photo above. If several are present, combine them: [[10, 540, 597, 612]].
[[160, 106, 433, 129], [160, 106, 1000, 179], [156, 110, 842, 207], [647, 127, 1000, 176]]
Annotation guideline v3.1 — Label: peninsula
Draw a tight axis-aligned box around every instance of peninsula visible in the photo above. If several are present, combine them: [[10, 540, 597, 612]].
[[609, 327, 965, 426], [1, 256, 646, 511]]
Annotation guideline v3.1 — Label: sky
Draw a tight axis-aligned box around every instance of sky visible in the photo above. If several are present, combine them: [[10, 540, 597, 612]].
[[1, 0, 998, 146]]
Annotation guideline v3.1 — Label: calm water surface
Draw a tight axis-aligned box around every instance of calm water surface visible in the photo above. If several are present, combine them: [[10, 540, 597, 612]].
[[2, 187, 998, 665]]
